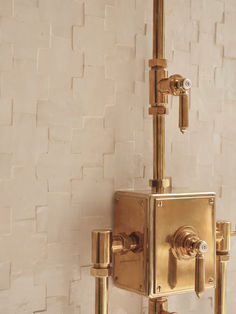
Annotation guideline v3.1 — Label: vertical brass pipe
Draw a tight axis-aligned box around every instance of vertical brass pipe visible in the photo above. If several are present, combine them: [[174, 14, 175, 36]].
[[91, 230, 112, 314], [215, 221, 231, 314], [215, 255, 228, 314], [150, 0, 167, 193], [149, 297, 177, 314], [153, 0, 165, 59], [153, 115, 165, 193], [95, 277, 108, 314]]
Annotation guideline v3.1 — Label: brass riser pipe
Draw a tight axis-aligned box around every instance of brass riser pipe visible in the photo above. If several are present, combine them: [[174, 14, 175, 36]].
[[153, 115, 165, 193], [95, 277, 108, 314], [215, 221, 232, 314], [215, 257, 227, 314], [153, 0, 165, 59], [91, 230, 112, 314], [151, 0, 166, 193]]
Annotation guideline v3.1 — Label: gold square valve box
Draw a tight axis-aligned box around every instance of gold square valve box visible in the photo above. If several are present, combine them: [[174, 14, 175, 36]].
[[113, 191, 216, 297]]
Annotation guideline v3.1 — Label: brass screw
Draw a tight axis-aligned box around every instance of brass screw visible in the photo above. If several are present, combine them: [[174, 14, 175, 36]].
[[208, 277, 214, 284], [157, 201, 163, 207], [139, 200, 144, 208], [209, 198, 214, 206]]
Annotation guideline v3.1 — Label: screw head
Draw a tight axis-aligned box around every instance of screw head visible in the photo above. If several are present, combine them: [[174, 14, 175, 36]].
[[157, 201, 163, 207], [199, 241, 208, 253], [157, 285, 162, 292], [209, 198, 214, 205], [183, 78, 192, 90]]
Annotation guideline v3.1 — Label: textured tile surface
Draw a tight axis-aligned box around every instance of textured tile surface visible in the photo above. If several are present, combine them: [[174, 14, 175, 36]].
[[0, 0, 235, 313]]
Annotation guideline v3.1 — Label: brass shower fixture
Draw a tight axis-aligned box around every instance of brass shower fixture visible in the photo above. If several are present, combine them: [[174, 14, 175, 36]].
[[90, 1, 236, 314]]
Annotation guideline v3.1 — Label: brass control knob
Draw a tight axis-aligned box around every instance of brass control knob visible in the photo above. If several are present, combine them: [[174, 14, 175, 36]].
[[171, 226, 208, 298]]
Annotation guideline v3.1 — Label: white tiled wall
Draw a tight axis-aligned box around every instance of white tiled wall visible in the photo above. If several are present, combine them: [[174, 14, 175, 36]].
[[0, 0, 235, 313]]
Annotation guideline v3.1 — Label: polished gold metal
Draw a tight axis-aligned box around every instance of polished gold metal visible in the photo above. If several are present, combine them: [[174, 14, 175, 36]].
[[214, 221, 232, 314], [113, 191, 215, 297], [111, 232, 142, 254], [149, 0, 192, 192], [216, 221, 231, 254], [148, 297, 177, 314], [231, 230, 236, 236], [91, 230, 112, 314], [170, 225, 208, 298]]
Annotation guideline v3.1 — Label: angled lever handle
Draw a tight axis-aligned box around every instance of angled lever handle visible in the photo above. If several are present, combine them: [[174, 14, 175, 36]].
[[194, 240, 208, 298], [179, 91, 189, 134], [178, 78, 191, 134], [195, 253, 205, 298], [171, 226, 208, 298], [158, 75, 191, 134]]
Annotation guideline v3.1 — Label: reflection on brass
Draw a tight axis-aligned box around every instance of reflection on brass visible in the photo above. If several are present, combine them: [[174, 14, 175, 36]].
[[179, 92, 189, 134], [195, 253, 205, 298], [111, 232, 143, 254], [216, 221, 231, 254], [148, 298, 177, 314], [91, 230, 112, 314], [113, 191, 215, 297], [168, 249, 177, 289]]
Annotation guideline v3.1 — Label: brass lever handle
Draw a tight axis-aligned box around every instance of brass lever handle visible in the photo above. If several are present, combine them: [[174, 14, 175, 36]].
[[179, 92, 189, 134], [195, 253, 205, 298], [171, 226, 208, 298], [194, 240, 208, 298], [158, 75, 191, 134]]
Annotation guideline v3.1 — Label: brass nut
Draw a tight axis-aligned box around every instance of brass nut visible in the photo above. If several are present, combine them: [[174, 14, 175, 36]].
[[149, 106, 168, 116], [90, 267, 112, 277], [209, 198, 214, 205], [217, 254, 230, 262], [149, 58, 168, 68], [149, 178, 171, 189]]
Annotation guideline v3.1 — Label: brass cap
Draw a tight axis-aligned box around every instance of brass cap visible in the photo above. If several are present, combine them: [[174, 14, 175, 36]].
[[92, 230, 112, 267], [216, 221, 231, 254]]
